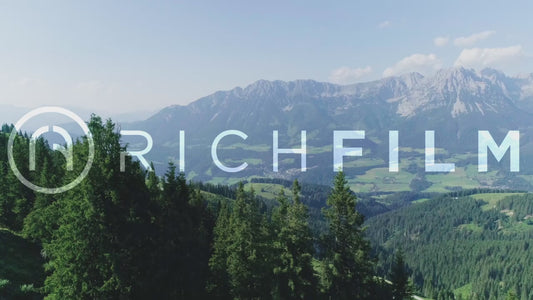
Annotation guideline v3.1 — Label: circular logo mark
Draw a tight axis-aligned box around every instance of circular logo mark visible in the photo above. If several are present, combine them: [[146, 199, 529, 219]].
[[7, 107, 95, 194]]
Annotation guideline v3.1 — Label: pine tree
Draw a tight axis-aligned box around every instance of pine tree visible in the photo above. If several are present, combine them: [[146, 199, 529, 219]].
[[42, 116, 153, 299], [322, 171, 374, 299], [22, 157, 60, 243], [187, 187, 214, 297], [390, 249, 413, 300], [272, 188, 291, 298], [226, 184, 272, 298], [155, 163, 192, 297], [0, 133, 35, 231], [146, 162, 161, 198], [207, 201, 232, 299], [273, 180, 317, 299]]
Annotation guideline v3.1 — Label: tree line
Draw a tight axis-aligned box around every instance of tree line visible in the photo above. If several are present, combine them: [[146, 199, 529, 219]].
[[0, 117, 411, 299]]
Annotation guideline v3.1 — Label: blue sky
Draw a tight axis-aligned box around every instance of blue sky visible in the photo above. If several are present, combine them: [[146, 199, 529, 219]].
[[1, 0, 532, 113]]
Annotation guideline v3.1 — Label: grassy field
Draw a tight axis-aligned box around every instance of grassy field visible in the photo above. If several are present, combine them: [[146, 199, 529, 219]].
[[219, 142, 271, 151], [349, 167, 416, 193], [425, 167, 480, 192], [224, 158, 263, 166], [243, 182, 286, 200], [195, 144, 522, 194], [343, 158, 385, 169], [412, 198, 430, 204], [454, 283, 472, 299], [209, 176, 249, 185], [346, 157, 505, 193], [470, 193, 525, 211]]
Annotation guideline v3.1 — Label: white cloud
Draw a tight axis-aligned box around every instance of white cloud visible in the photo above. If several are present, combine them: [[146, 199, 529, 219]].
[[329, 66, 372, 84], [378, 20, 390, 28], [383, 54, 442, 77], [433, 36, 449, 47], [453, 30, 495, 47], [454, 45, 524, 69]]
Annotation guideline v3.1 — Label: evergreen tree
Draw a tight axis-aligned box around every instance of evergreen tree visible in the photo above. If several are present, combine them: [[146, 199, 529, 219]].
[[146, 162, 161, 198], [22, 157, 61, 243], [207, 201, 232, 299], [187, 187, 215, 297], [151, 163, 211, 298], [322, 171, 374, 299], [0, 133, 35, 231], [272, 180, 317, 299], [42, 116, 153, 299], [272, 188, 291, 298], [226, 184, 272, 298], [390, 249, 413, 300]]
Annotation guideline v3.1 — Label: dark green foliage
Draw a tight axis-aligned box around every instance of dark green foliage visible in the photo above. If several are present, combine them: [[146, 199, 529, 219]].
[[1, 118, 216, 299], [207, 201, 232, 299], [0, 133, 37, 231], [366, 193, 533, 299], [0, 229, 44, 300], [225, 184, 273, 298], [409, 176, 432, 192], [271, 180, 317, 299], [3, 118, 531, 299], [191, 181, 237, 199], [321, 171, 375, 299], [207, 183, 274, 299], [149, 163, 213, 298], [42, 116, 155, 299], [206, 176, 385, 299], [390, 249, 413, 299], [497, 194, 533, 221]]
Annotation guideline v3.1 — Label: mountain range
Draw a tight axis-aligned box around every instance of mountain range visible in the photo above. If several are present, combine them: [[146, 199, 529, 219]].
[[124, 67, 533, 191]]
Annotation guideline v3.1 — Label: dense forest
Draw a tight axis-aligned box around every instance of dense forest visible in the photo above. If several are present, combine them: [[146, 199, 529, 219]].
[[365, 194, 533, 300], [1, 117, 532, 299], [0, 117, 410, 299]]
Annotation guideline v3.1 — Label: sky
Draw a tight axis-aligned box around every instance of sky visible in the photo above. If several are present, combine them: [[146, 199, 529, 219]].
[[1, 0, 533, 114]]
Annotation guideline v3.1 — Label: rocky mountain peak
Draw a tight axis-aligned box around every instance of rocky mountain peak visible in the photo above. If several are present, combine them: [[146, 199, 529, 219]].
[[239, 79, 339, 99], [393, 67, 523, 118], [150, 68, 532, 125]]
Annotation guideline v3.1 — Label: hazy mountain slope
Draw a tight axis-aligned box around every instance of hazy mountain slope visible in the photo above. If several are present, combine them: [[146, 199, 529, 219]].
[[124, 67, 533, 189]]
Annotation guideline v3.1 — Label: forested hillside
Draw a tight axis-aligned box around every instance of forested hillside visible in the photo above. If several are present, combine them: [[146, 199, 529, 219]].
[[365, 193, 533, 299], [1, 118, 531, 299], [0, 118, 404, 299]]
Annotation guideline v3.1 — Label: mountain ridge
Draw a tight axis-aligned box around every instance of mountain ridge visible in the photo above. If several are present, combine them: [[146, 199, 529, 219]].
[[124, 67, 533, 188], [148, 67, 533, 121]]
